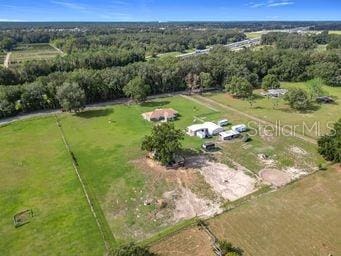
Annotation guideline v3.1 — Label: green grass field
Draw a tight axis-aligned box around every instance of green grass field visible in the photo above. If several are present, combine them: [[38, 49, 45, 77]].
[[153, 166, 341, 256], [245, 31, 263, 39], [0, 117, 104, 255], [0, 95, 329, 254], [9, 43, 61, 67], [206, 82, 341, 138], [329, 30, 341, 35]]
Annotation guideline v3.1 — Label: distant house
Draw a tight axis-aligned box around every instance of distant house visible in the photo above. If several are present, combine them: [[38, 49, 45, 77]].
[[187, 122, 224, 138], [261, 89, 288, 98], [142, 108, 178, 122], [231, 124, 248, 133], [219, 130, 240, 140]]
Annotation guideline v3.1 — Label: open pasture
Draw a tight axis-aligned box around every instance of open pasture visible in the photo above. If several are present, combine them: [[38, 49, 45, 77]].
[[0, 94, 327, 253], [0, 117, 104, 255], [206, 82, 341, 138], [8, 43, 61, 67]]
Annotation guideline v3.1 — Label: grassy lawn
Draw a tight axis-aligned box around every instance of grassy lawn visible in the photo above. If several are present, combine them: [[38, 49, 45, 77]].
[[9, 43, 61, 67], [206, 82, 341, 138], [153, 167, 341, 256], [0, 117, 104, 255]]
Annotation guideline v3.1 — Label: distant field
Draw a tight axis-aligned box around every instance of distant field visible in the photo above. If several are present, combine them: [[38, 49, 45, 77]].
[[206, 82, 341, 138], [9, 43, 61, 67], [329, 30, 341, 35], [245, 31, 263, 39], [0, 117, 104, 255], [153, 167, 341, 256]]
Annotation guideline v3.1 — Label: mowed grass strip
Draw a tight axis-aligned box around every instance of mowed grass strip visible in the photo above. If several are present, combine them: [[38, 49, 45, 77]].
[[206, 82, 341, 138], [0, 117, 104, 255], [208, 168, 341, 256]]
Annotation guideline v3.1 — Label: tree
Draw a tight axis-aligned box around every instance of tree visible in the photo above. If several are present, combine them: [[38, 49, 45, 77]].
[[123, 77, 150, 103], [218, 240, 243, 256], [141, 123, 184, 166], [113, 242, 157, 256], [284, 88, 312, 111], [0, 98, 15, 118], [307, 78, 325, 100], [200, 72, 213, 89], [225, 76, 252, 98], [185, 72, 200, 94], [56, 82, 86, 112], [261, 74, 280, 90], [318, 119, 341, 163], [0, 37, 16, 51]]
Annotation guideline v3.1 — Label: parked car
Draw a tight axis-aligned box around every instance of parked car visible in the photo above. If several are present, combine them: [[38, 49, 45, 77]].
[[202, 142, 216, 151], [217, 119, 229, 126]]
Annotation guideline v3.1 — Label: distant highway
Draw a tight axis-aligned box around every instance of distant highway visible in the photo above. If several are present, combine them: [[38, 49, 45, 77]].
[[176, 26, 312, 58], [177, 38, 261, 58]]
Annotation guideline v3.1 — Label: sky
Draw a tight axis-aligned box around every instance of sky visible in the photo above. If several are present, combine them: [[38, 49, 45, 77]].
[[0, 0, 340, 22]]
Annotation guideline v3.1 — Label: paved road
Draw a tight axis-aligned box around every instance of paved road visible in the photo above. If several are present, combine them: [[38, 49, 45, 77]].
[[4, 52, 11, 68]]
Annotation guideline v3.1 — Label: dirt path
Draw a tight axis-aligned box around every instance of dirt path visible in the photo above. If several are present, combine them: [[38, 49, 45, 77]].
[[50, 44, 64, 55], [190, 95, 317, 145], [4, 52, 11, 68]]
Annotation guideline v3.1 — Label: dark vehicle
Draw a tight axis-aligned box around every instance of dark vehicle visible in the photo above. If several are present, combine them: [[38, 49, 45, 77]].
[[202, 142, 216, 151], [316, 96, 334, 104]]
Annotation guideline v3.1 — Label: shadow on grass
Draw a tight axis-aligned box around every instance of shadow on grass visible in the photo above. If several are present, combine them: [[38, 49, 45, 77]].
[[75, 108, 114, 118], [140, 100, 170, 108]]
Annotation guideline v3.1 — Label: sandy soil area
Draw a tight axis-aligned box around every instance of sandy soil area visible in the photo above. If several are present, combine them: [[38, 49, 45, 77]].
[[260, 168, 292, 187]]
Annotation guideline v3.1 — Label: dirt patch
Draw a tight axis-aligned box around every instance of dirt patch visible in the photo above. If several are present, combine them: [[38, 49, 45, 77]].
[[284, 167, 308, 179], [258, 154, 276, 166], [290, 146, 308, 156], [190, 157, 258, 201], [172, 187, 222, 221], [260, 168, 292, 187]]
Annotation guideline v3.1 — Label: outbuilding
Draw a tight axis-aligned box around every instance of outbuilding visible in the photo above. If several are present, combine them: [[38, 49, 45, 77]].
[[219, 130, 240, 140]]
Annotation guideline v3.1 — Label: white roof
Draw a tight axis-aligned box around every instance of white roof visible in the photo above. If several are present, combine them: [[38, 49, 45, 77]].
[[203, 122, 222, 130], [218, 119, 229, 123], [187, 123, 208, 131], [220, 130, 239, 137]]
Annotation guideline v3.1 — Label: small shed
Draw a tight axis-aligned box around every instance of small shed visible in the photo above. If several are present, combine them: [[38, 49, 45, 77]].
[[231, 124, 248, 133], [219, 130, 240, 140]]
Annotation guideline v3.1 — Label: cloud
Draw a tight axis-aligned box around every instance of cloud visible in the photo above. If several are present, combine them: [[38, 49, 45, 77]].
[[50, 0, 87, 10], [248, 0, 294, 8], [0, 18, 23, 21]]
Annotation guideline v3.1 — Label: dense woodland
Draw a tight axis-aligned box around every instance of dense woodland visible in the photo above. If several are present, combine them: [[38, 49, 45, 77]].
[[0, 23, 341, 118]]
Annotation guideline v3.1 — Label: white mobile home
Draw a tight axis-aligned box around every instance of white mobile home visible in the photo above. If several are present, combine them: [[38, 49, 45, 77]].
[[231, 124, 247, 133], [187, 122, 224, 138], [219, 130, 240, 140]]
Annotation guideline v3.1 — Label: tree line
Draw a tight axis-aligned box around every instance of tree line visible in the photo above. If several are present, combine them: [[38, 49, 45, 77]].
[[0, 47, 144, 85], [1, 46, 340, 118]]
